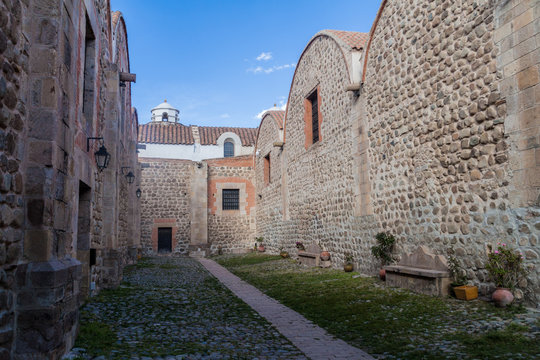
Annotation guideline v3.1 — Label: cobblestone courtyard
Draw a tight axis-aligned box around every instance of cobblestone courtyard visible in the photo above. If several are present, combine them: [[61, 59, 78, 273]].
[[67, 257, 307, 359]]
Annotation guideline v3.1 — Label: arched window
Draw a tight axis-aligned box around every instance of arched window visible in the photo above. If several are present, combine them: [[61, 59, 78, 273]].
[[224, 140, 234, 157], [162, 112, 168, 121]]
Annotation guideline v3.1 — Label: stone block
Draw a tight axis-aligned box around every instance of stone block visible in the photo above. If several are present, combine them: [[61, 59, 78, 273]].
[[29, 259, 68, 289], [28, 140, 53, 167], [517, 66, 539, 90], [23, 230, 53, 262]]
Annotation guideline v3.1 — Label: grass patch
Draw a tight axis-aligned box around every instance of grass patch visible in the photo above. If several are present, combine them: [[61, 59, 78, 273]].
[[75, 321, 117, 356], [218, 254, 539, 359], [215, 253, 282, 267]]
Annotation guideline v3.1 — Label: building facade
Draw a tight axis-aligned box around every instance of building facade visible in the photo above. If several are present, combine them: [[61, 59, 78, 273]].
[[0, 1, 140, 358], [253, 1, 540, 306], [138, 101, 257, 255]]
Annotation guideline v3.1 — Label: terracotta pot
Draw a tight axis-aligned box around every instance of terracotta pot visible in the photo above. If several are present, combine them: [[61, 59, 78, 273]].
[[344, 264, 354, 272], [320, 251, 330, 261], [492, 287, 514, 307], [379, 268, 386, 281], [257, 245, 265, 252], [280, 251, 289, 258]]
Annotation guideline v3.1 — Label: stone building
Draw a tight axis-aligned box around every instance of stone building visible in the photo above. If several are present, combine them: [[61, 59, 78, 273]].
[[138, 101, 257, 255], [254, 0, 540, 306], [0, 1, 140, 358]]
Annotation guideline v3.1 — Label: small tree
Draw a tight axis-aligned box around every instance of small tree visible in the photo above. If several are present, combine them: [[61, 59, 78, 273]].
[[371, 232, 396, 266], [486, 243, 527, 290]]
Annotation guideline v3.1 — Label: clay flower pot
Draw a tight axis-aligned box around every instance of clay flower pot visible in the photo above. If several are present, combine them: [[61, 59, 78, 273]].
[[492, 287, 514, 307], [320, 251, 330, 261], [344, 264, 354, 272], [257, 245, 265, 252], [379, 268, 386, 281]]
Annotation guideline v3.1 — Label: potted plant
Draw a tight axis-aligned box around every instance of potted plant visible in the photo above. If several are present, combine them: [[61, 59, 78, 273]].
[[344, 252, 354, 272], [371, 232, 396, 280], [279, 247, 289, 258], [255, 237, 265, 252], [448, 250, 478, 300], [486, 243, 527, 307], [295, 241, 305, 252]]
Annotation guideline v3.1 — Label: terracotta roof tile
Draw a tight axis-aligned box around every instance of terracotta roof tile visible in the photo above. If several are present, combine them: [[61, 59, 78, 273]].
[[138, 123, 258, 146], [325, 30, 369, 50], [198, 126, 258, 146], [264, 110, 285, 129], [138, 123, 194, 144], [111, 11, 121, 28]]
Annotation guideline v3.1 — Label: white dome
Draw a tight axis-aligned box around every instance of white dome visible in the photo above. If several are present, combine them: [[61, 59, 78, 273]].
[[151, 99, 180, 123]]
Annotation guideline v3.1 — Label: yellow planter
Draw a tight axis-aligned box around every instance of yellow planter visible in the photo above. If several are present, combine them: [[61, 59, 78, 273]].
[[453, 285, 478, 301]]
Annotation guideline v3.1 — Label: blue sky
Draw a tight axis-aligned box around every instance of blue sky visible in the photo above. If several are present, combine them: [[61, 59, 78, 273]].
[[110, 0, 381, 127]]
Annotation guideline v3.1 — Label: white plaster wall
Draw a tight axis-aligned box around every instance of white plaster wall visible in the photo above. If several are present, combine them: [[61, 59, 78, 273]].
[[138, 143, 254, 161]]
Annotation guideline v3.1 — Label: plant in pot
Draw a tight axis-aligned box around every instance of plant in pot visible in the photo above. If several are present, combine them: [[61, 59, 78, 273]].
[[485, 242, 527, 307], [448, 250, 478, 300], [295, 241, 305, 252], [371, 232, 396, 281], [255, 237, 265, 252], [343, 253, 354, 272], [279, 247, 289, 258]]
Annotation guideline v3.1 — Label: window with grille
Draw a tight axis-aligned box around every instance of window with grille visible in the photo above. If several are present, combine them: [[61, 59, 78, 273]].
[[224, 140, 234, 157], [222, 189, 239, 210], [308, 90, 319, 143]]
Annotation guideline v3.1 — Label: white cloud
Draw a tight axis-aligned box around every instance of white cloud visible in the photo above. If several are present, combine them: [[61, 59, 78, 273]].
[[256, 52, 272, 61], [220, 113, 230, 119], [255, 100, 287, 119], [247, 63, 296, 74]]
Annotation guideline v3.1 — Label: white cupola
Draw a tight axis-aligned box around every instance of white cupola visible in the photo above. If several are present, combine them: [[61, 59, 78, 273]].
[[151, 99, 180, 123]]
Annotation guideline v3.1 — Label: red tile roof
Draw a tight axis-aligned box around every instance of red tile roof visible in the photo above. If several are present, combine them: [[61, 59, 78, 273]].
[[199, 126, 258, 146], [111, 11, 121, 28], [264, 110, 285, 129], [138, 122, 194, 144], [138, 123, 258, 146], [325, 30, 369, 50]]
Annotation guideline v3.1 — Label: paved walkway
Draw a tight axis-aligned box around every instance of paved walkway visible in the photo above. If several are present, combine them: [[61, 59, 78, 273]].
[[199, 258, 374, 360]]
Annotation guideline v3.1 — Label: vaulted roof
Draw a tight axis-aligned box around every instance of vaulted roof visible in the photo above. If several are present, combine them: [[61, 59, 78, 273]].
[[198, 126, 258, 146], [324, 30, 369, 50]]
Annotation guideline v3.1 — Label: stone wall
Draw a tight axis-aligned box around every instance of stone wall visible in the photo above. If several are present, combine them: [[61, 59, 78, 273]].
[[0, 1, 140, 358], [362, 0, 539, 304], [0, 0, 27, 357], [256, 34, 371, 265], [253, 0, 539, 306], [207, 156, 256, 253], [255, 113, 286, 253], [139, 158, 192, 254]]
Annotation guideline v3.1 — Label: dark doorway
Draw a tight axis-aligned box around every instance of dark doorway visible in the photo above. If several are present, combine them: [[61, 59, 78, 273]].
[[77, 181, 91, 298], [158, 227, 172, 253]]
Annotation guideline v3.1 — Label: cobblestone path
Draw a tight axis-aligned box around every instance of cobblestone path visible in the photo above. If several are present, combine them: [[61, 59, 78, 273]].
[[67, 256, 307, 359], [199, 258, 374, 360]]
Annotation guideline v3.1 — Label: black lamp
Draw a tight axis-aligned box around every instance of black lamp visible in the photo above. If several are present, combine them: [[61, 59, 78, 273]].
[[136, 188, 141, 198], [87, 137, 111, 172], [126, 171, 135, 184]]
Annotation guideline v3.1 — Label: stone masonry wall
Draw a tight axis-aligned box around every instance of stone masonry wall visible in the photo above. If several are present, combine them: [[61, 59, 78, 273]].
[[254, 114, 286, 253], [207, 156, 256, 253], [0, 0, 27, 357], [139, 158, 192, 254], [362, 0, 539, 304]]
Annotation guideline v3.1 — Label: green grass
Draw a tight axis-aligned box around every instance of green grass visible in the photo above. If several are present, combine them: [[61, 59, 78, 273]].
[[75, 321, 117, 356], [216, 253, 539, 359]]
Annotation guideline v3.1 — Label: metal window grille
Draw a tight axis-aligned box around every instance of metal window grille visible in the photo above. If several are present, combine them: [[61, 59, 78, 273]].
[[224, 141, 234, 157], [222, 189, 239, 210], [309, 91, 319, 143]]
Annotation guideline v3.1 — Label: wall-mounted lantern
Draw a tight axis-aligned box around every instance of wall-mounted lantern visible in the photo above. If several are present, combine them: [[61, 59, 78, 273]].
[[121, 166, 136, 184], [136, 188, 142, 198], [87, 137, 111, 172]]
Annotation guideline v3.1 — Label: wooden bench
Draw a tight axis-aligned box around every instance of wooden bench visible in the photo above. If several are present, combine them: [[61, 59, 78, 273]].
[[384, 246, 451, 297]]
